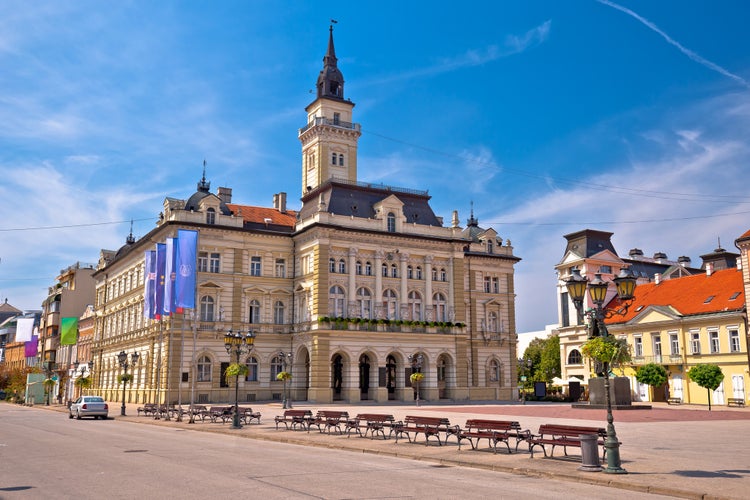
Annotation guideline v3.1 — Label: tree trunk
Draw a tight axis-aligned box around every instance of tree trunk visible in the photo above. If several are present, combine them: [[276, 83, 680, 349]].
[[707, 388, 712, 411]]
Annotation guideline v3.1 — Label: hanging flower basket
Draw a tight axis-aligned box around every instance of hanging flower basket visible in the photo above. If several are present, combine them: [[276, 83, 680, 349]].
[[410, 372, 424, 384], [225, 363, 249, 384], [42, 378, 56, 390], [581, 336, 631, 366], [74, 377, 92, 389], [276, 371, 292, 382], [117, 373, 133, 385]]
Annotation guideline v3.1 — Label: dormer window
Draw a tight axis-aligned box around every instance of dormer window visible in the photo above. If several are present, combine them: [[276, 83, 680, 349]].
[[387, 212, 396, 233], [487, 240, 493, 254], [206, 207, 216, 225]]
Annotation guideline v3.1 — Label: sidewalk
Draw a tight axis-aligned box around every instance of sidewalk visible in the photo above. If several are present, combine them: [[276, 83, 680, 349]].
[[46, 400, 750, 500]]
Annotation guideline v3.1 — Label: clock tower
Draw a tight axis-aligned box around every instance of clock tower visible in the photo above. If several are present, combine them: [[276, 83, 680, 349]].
[[298, 24, 361, 195]]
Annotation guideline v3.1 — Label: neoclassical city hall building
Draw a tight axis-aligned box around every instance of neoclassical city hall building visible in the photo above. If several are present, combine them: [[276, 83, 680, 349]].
[[90, 27, 521, 406]]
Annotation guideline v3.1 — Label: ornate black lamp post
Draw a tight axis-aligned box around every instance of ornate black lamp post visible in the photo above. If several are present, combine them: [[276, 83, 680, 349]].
[[72, 360, 94, 398], [279, 351, 293, 409], [408, 354, 424, 406], [517, 357, 532, 404], [117, 351, 139, 417], [224, 330, 255, 429], [43, 361, 55, 406], [565, 267, 637, 474]]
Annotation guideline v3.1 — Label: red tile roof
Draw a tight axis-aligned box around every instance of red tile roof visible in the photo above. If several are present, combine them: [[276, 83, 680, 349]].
[[225, 204, 297, 228], [738, 228, 750, 241], [605, 268, 744, 324]]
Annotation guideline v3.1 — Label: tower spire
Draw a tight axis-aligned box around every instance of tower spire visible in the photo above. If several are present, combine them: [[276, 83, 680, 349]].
[[126, 219, 135, 245], [197, 159, 210, 192], [316, 22, 344, 99]]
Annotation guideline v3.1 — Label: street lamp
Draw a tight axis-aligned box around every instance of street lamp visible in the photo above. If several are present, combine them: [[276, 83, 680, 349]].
[[224, 329, 255, 429], [565, 267, 637, 474], [117, 351, 139, 417], [279, 351, 293, 409], [518, 357, 532, 404], [72, 360, 92, 399], [43, 361, 55, 406], [408, 354, 424, 406]]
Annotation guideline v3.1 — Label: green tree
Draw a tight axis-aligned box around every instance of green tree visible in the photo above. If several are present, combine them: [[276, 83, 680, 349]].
[[635, 363, 668, 400], [687, 364, 724, 411], [538, 335, 561, 384]]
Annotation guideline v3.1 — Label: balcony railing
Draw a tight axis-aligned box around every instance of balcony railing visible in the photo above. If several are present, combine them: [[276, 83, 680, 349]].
[[631, 354, 684, 365], [299, 116, 360, 135]]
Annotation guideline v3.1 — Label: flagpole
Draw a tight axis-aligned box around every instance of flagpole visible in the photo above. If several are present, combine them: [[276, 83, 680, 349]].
[[165, 318, 173, 420], [155, 319, 163, 419], [176, 311, 185, 421]]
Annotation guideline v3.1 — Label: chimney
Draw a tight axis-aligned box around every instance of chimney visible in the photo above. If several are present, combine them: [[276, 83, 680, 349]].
[[629, 248, 643, 257], [677, 256, 691, 266], [653, 252, 667, 261], [273, 192, 287, 213], [706, 262, 714, 276], [217, 187, 232, 204], [654, 273, 661, 285]]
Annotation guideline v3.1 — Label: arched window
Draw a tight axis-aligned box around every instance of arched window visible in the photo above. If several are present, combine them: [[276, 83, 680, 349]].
[[382, 263, 388, 277], [356, 261, 363, 275], [274, 301, 285, 324], [391, 264, 398, 278], [329, 286, 345, 317], [384, 289, 398, 320], [245, 356, 258, 382], [338, 259, 346, 274], [437, 356, 447, 382], [488, 311, 498, 332], [440, 268, 447, 281], [365, 261, 372, 276], [329, 258, 336, 273], [568, 349, 583, 365], [248, 299, 261, 324], [433, 293, 447, 322], [489, 359, 500, 382], [270, 355, 283, 381], [197, 355, 211, 382], [387, 212, 396, 233], [416, 266, 422, 280], [408, 291, 422, 321], [407, 265, 413, 279], [200, 296, 214, 322], [206, 207, 216, 225], [339, 153, 345, 166], [331, 152, 337, 165], [356, 287, 372, 319]]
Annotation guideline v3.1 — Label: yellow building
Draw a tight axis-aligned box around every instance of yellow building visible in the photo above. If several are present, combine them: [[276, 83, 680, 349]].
[[89, 27, 520, 407], [606, 266, 747, 405]]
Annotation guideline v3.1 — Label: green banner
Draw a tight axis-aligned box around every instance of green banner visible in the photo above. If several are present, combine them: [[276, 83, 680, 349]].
[[60, 317, 78, 345]]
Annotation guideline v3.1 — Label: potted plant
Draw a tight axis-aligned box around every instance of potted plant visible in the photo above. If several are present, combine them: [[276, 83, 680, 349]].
[[409, 372, 425, 406]]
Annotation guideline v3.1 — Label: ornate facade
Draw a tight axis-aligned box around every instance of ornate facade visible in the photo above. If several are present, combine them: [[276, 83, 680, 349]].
[[90, 27, 520, 406]]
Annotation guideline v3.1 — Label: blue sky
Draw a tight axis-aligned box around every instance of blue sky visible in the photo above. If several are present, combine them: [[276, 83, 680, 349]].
[[1, 1, 749, 333]]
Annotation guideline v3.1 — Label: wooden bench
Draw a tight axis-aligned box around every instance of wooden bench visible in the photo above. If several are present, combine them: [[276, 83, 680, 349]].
[[667, 397, 682, 405], [346, 413, 396, 439], [308, 410, 350, 434], [454, 419, 530, 454], [528, 424, 609, 459], [727, 398, 745, 407], [393, 416, 456, 446], [137, 403, 158, 416], [201, 406, 232, 423], [240, 407, 262, 424], [274, 409, 313, 430]]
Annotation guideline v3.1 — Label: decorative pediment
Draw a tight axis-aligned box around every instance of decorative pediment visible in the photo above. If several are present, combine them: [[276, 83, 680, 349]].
[[243, 285, 267, 294], [200, 281, 222, 289], [629, 305, 682, 325]]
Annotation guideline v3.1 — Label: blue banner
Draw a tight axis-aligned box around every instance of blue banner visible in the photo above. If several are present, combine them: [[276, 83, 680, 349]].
[[164, 237, 177, 316], [154, 243, 166, 320], [143, 250, 156, 319], [175, 229, 198, 309]]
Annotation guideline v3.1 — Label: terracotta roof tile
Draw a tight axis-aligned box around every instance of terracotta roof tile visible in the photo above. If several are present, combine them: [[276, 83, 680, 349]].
[[738, 228, 750, 240], [225, 203, 297, 228], [606, 268, 744, 324]]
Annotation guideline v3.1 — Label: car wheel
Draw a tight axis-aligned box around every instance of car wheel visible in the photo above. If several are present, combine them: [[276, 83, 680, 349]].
[[76, 411, 82, 420], [69, 411, 74, 419]]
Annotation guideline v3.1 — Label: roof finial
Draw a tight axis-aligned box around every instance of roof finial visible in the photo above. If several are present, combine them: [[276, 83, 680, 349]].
[[197, 159, 210, 192], [466, 201, 478, 226], [126, 219, 135, 245]]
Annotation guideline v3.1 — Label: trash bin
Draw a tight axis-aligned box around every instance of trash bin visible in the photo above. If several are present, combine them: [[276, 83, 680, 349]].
[[578, 434, 602, 472]]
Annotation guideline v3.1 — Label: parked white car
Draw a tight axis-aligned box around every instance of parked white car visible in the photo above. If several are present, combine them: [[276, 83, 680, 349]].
[[69, 396, 109, 420]]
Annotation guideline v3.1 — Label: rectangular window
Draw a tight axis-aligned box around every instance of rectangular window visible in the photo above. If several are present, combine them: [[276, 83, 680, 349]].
[[599, 265, 612, 274], [653, 334, 662, 356], [209, 252, 220, 273], [250, 256, 261, 276], [729, 328, 740, 352], [670, 333, 679, 355], [560, 292, 570, 328], [492, 277, 499, 294], [691, 331, 701, 354], [275, 258, 286, 278], [634, 336, 643, 357], [709, 330, 720, 353], [483, 276, 491, 293], [198, 252, 208, 272]]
